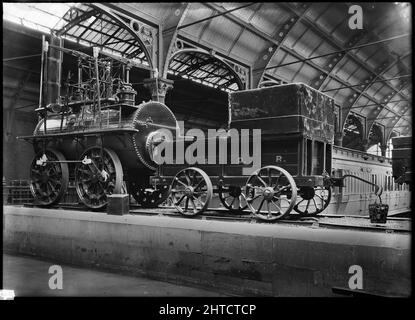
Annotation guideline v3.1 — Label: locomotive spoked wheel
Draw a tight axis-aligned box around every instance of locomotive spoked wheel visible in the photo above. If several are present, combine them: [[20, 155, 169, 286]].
[[29, 148, 69, 206], [245, 166, 297, 221], [170, 167, 213, 216], [218, 185, 248, 213], [293, 186, 331, 216], [75, 147, 123, 210], [130, 182, 169, 208]]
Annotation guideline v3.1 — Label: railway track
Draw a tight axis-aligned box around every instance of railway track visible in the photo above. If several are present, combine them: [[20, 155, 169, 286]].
[[21, 202, 411, 234]]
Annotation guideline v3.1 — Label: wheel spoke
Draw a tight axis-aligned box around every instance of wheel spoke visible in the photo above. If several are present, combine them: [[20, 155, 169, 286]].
[[190, 198, 197, 213], [193, 196, 204, 208], [183, 171, 192, 184], [267, 201, 272, 218], [296, 198, 305, 206], [193, 179, 204, 190], [256, 175, 267, 187], [251, 194, 262, 202], [274, 174, 281, 188], [230, 197, 236, 207], [175, 194, 186, 205], [275, 185, 290, 193], [257, 198, 265, 214], [315, 194, 324, 202], [312, 198, 318, 210], [184, 197, 189, 211], [191, 171, 197, 186], [270, 200, 281, 212], [47, 181, 56, 194], [175, 178, 188, 188]]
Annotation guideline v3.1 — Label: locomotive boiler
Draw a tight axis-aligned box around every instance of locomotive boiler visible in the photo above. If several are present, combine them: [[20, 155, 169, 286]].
[[19, 34, 177, 209]]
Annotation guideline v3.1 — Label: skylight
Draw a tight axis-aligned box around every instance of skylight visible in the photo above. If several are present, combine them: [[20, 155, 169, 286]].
[[3, 2, 76, 33]]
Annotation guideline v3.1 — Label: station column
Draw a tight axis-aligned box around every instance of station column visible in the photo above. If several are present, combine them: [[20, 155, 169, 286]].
[[362, 138, 369, 151], [334, 131, 344, 146], [380, 144, 388, 157], [143, 77, 174, 104]]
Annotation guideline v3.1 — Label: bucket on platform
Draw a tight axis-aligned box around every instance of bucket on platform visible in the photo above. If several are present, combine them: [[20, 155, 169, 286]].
[[369, 203, 389, 224]]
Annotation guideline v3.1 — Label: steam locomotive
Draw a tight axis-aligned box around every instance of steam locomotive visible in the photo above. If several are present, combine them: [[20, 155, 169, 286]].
[[19, 34, 177, 209]]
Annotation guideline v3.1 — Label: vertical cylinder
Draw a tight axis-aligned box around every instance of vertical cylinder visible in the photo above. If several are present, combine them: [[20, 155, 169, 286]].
[[46, 32, 63, 106], [125, 65, 130, 83]]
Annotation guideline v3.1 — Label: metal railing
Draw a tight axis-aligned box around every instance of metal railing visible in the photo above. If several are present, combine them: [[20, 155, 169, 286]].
[[3, 180, 79, 205], [3, 180, 33, 204]]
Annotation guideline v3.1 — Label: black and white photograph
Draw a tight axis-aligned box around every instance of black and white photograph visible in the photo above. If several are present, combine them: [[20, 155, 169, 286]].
[[2, 1, 412, 307]]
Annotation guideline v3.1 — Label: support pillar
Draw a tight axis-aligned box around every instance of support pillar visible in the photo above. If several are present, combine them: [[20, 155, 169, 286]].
[[143, 77, 173, 104], [362, 138, 369, 152], [334, 131, 344, 147], [380, 144, 387, 157]]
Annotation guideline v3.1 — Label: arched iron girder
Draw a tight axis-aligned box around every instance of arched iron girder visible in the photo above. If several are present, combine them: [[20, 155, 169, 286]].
[[251, 3, 311, 89], [348, 52, 411, 115], [177, 56, 217, 77], [203, 2, 295, 88], [311, 5, 389, 91], [55, 7, 99, 36], [386, 117, 411, 141], [282, 3, 410, 103], [280, 3, 411, 124], [168, 48, 244, 91], [197, 1, 409, 131], [366, 80, 411, 142], [383, 94, 412, 142], [160, 3, 190, 78], [56, 3, 154, 70], [225, 3, 263, 60], [349, 52, 412, 138], [278, 44, 411, 141], [251, 3, 411, 135]]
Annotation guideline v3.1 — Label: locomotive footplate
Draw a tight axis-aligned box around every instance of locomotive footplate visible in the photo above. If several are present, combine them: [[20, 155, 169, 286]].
[[150, 175, 325, 190], [17, 127, 140, 141]]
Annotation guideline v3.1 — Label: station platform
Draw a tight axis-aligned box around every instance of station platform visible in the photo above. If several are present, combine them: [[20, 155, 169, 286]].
[[3, 253, 227, 297], [3, 205, 411, 297]]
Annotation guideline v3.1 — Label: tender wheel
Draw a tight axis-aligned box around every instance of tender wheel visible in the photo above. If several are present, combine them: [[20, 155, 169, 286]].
[[170, 167, 213, 216], [130, 182, 169, 208], [245, 166, 297, 221], [29, 148, 69, 206], [75, 146, 123, 209], [218, 185, 248, 213], [293, 186, 331, 216]]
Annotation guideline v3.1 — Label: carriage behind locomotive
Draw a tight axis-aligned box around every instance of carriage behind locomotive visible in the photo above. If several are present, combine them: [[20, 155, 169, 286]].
[[151, 83, 336, 221]]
